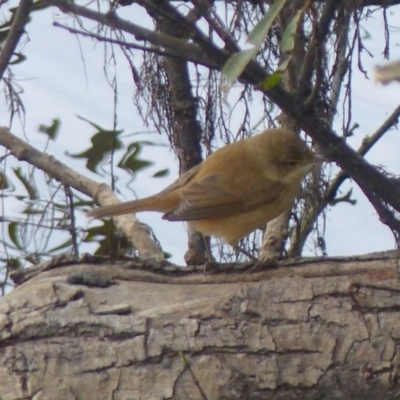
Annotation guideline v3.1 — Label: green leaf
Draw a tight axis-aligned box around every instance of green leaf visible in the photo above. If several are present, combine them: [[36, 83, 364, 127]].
[[260, 72, 282, 90], [13, 167, 38, 200], [31, 0, 51, 12], [0, 170, 10, 190], [247, 0, 287, 47], [0, 1, 49, 43], [47, 238, 73, 253], [277, 58, 290, 72], [280, 10, 302, 54], [118, 142, 153, 175], [38, 118, 61, 140], [83, 223, 108, 243], [221, 49, 258, 92], [77, 115, 117, 133], [221, 0, 287, 93], [54, 199, 91, 209], [83, 220, 133, 258], [67, 117, 123, 173], [6, 257, 23, 271], [0, 29, 10, 43], [22, 207, 45, 215], [153, 168, 170, 178], [10, 52, 27, 65], [278, 9, 303, 71], [8, 222, 22, 250]]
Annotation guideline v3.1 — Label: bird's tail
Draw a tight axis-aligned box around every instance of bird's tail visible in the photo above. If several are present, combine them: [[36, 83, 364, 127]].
[[87, 196, 170, 219]]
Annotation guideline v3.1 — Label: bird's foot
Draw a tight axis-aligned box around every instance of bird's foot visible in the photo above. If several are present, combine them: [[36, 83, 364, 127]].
[[244, 257, 279, 275]]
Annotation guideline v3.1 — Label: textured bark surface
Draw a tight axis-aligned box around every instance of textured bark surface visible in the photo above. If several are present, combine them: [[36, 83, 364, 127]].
[[1, 252, 400, 399]]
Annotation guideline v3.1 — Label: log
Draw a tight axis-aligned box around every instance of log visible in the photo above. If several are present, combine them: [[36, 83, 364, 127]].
[[1, 251, 400, 399]]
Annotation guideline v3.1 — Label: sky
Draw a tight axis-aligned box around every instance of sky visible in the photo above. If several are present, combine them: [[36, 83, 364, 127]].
[[1, 3, 400, 265]]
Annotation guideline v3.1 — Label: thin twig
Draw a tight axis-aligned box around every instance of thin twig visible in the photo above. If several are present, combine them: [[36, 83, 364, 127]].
[[191, 0, 239, 51], [328, 12, 351, 122], [48, 0, 220, 69], [326, 102, 400, 203], [298, 0, 337, 94], [53, 22, 199, 62], [136, 0, 223, 61], [65, 185, 80, 258], [289, 10, 351, 256], [289, 101, 400, 256], [363, 190, 400, 238]]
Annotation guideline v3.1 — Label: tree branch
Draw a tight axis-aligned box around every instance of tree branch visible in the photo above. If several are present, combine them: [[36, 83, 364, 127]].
[[298, 0, 337, 96], [252, 71, 400, 215], [288, 9, 351, 257], [0, 0, 33, 81], [190, 0, 240, 52], [289, 102, 400, 256], [326, 103, 400, 203], [0, 127, 165, 261], [156, 11, 209, 264], [53, 21, 200, 61], [47, 0, 221, 69], [136, 0, 225, 59], [42, 0, 400, 243]]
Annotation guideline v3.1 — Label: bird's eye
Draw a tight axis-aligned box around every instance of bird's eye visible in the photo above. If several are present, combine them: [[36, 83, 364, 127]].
[[286, 161, 298, 167]]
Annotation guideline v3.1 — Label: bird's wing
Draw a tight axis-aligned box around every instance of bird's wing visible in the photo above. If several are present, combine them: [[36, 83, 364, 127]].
[[157, 164, 202, 196], [163, 173, 288, 221]]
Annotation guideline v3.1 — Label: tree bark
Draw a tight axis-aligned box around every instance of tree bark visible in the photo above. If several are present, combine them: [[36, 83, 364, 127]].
[[1, 251, 400, 399]]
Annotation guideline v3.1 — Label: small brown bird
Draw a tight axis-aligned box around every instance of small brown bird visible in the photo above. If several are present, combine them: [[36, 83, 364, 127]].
[[88, 128, 318, 246]]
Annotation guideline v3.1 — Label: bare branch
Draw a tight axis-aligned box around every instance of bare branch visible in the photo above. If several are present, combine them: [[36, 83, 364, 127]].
[[327, 103, 400, 203], [328, 11, 351, 120], [298, 0, 337, 97], [289, 102, 400, 256], [288, 10, 351, 256], [136, 0, 224, 58], [0, 0, 33, 81], [190, 0, 239, 51], [0, 127, 164, 261], [48, 0, 221, 69], [53, 21, 199, 61], [65, 185, 80, 258], [359, 105, 400, 155], [362, 190, 400, 238]]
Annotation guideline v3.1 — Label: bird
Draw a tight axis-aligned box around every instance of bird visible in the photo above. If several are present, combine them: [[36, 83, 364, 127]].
[[87, 128, 318, 247]]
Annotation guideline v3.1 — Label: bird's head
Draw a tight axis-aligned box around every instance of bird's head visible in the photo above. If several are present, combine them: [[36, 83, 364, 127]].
[[256, 128, 321, 183]]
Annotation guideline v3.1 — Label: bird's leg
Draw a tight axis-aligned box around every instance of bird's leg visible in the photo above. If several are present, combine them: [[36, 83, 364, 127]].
[[203, 236, 215, 263], [233, 244, 279, 275], [202, 236, 222, 274], [243, 256, 279, 276], [183, 231, 220, 274], [184, 227, 212, 265]]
